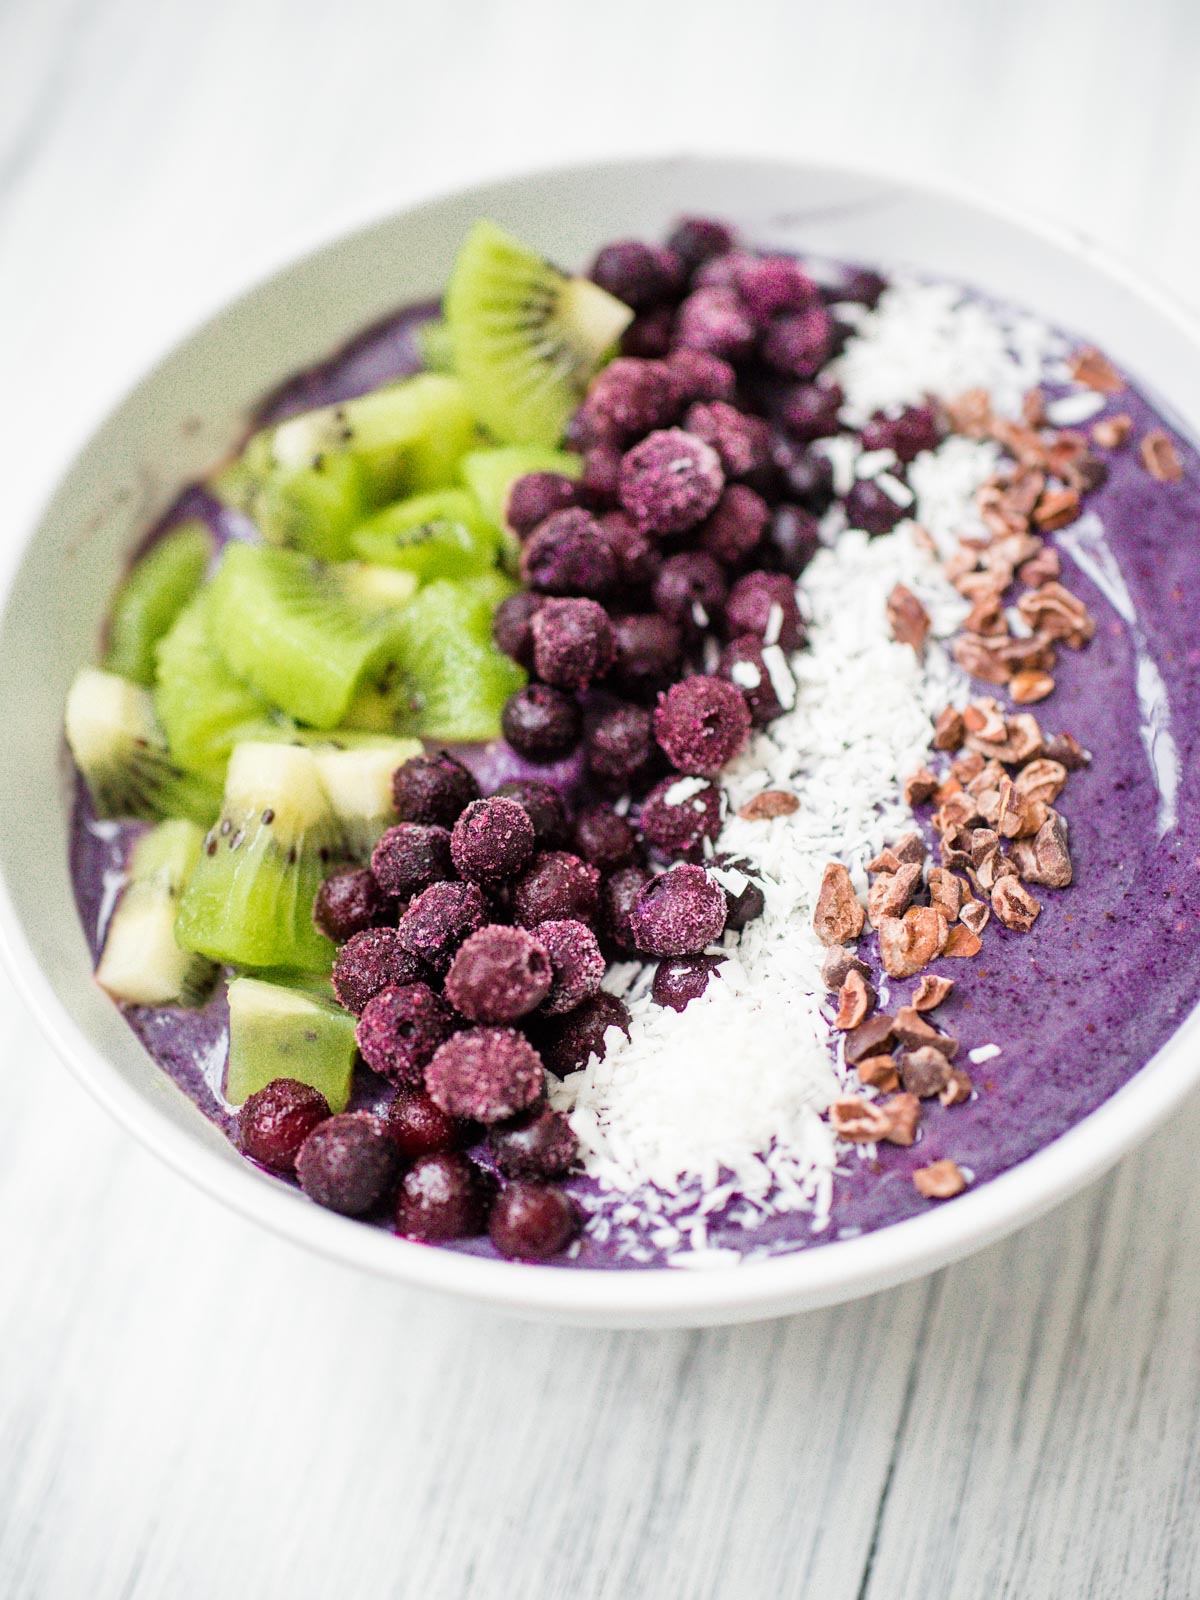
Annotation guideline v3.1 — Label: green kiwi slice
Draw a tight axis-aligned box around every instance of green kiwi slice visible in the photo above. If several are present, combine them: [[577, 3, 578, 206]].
[[65, 668, 223, 826], [444, 220, 633, 447], [154, 591, 281, 781], [206, 544, 403, 730], [95, 820, 218, 1007], [225, 976, 358, 1111], [175, 741, 342, 973], [104, 521, 212, 686]]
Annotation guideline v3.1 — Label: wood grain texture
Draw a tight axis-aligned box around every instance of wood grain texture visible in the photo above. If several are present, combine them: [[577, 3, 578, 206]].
[[1, 0, 1199, 1595]]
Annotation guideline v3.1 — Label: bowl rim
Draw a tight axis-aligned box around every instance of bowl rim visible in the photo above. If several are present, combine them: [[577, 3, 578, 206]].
[[4, 150, 1200, 1325]]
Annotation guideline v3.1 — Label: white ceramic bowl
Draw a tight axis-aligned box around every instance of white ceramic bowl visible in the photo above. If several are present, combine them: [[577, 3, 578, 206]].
[[2, 155, 1198, 1328]]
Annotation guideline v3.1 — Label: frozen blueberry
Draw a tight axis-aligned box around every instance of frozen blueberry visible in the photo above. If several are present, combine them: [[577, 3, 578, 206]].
[[425, 1027, 545, 1124], [493, 590, 545, 668], [778, 447, 835, 512], [494, 779, 571, 850], [585, 702, 656, 789], [822, 262, 887, 307], [780, 381, 843, 442], [501, 684, 583, 762], [395, 1152, 490, 1242], [697, 484, 770, 567], [579, 443, 623, 506], [667, 216, 738, 275], [531, 597, 616, 692], [672, 286, 757, 363], [651, 953, 726, 1012], [579, 358, 678, 442], [356, 981, 456, 1087], [632, 864, 728, 957], [724, 570, 804, 651], [714, 854, 766, 930], [533, 992, 630, 1076], [536, 918, 605, 1014], [489, 1182, 578, 1260], [332, 926, 426, 1014], [601, 864, 651, 954], [763, 504, 820, 578], [386, 1085, 469, 1160], [396, 880, 487, 974], [313, 866, 391, 943], [589, 239, 681, 309], [505, 472, 580, 535], [683, 401, 771, 479], [444, 924, 552, 1023], [733, 254, 817, 322], [370, 822, 453, 899], [666, 347, 737, 405], [845, 477, 906, 537], [762, 305, 834, 379], [639, 775, 723, 861], [718, 634, 789, 725], [619, 428, 725, 537], [296, 1112, 400, 1217], [620, 304, 676, 359], [238, 1078, 331, 1174], [860, 404, 941, 462], [450, 796, 535, 884], [489, 1104, 579, 1180], [391, 750, 480, 827], [573, 803, 638, 871], [653, 550, 728, 631], [609, 613, 684, 700], [599, 511, 662, 590], [513, 851, 601, 928], [693, 248, 759, 291], [520, 507, 618, 597], [654, 675, 751, 775]]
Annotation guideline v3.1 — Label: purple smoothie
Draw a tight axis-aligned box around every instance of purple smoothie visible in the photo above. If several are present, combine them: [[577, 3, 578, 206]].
[[69, 284, 1200, 1268]]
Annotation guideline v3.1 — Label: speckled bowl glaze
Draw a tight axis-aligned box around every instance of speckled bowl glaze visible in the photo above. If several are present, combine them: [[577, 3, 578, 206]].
[[2, 155, 1199, 1328]]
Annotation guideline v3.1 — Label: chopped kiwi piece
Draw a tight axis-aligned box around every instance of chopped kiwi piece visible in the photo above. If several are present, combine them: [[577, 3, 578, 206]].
[[255, 452, 371, 562], [225, 976, 357, 1111], [95, 820, 219, 1007], [104, 522, 212, 685], [248, 969, 337, 1002], [460, 445, 582, 529], [154, 591, 281, 780], [416, 318, 455, 374], [444, 220, 633, 447], [213, 376, 476, 557], [460, 568, 519, 610], [176, 741, 342, 973], [207, 544, 402, 730], [332, 561, 419, 614], [391, 580, 526, 742], [312, 738, 422, 859], [269, 373, 477, 497], [349, 489, 500, 581], [338, 657, 418, 736], [65, 668, 222, 825], [212, 435, 369, 563]]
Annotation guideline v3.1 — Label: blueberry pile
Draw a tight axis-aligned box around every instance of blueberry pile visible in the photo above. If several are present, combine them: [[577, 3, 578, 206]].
[[237, 218, 922, 1262]]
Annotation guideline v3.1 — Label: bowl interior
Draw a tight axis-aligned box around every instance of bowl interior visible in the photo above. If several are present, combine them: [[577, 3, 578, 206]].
[[3, 154, 1200, 1327]]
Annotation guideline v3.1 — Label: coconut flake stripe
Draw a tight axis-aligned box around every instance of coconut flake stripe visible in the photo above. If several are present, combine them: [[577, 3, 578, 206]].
[[551, 281, 1060, 1265], [834, 277, 1064, 426]]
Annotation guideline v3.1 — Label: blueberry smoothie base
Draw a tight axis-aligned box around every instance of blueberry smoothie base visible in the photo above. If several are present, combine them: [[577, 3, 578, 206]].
[[69, 277, 1200, 1268]]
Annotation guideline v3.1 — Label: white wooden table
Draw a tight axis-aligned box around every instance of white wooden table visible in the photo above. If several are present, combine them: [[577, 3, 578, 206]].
[[3, 1, 1198, 1593]]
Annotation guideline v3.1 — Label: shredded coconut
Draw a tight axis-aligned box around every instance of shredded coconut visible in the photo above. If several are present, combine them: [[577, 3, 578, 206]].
[[553, 278, 1061, 1262], [834, 278, 1063, 425]]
